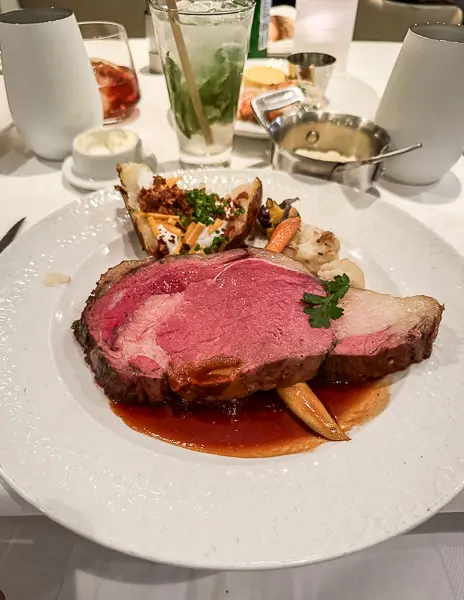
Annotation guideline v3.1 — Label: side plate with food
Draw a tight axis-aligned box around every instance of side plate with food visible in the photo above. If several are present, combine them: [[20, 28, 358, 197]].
[[235, 58, 380, 138]]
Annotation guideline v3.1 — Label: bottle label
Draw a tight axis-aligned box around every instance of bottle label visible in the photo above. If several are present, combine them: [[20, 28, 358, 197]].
[[258, 0, 271, 51]]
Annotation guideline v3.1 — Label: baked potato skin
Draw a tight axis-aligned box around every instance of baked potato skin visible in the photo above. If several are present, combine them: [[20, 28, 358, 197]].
[[117, 163, 263, 259], [224, 179, 263, 250], [116, 163, 160, 257], [124, 199, 161, 258]]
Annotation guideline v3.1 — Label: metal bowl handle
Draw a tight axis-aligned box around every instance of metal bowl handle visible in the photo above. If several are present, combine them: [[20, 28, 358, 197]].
[[251, 87, 307, 131]]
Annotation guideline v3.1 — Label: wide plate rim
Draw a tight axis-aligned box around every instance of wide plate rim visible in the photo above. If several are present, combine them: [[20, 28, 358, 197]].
[[0, 169, 463, 570]]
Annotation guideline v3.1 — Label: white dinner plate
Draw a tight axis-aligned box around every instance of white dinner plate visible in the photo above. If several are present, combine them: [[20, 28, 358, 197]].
[[0, 170, 463, 570], [235, 59, 380, 139]]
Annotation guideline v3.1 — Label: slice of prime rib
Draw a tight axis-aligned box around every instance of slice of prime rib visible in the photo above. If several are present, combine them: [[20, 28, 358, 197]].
[[320, 288, 442, 383], [73, 249, 334, 403], [73, 248, 443, 404]]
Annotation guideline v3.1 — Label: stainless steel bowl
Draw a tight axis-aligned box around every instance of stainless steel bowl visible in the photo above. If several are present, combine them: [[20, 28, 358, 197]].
[[251, 87, 392, 191]]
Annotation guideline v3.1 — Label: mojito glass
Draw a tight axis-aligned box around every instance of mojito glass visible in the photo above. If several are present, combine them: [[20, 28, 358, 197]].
[[150, 0, 255, 167]]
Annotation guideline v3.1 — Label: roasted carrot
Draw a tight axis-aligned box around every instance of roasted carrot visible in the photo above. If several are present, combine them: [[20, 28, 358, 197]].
[[266, 216, 348, 442], [277, 384, 349, 441], [266, 216, 301, 253]]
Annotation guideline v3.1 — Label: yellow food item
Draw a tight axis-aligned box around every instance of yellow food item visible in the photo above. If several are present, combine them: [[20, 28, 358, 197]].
[[173, 239, 183, 255], [209, 219, 224, 234], [139, 212, 180, 220], [163, 222, 183, 236], [184, 222, 196, 240], [185, 222, 205, 247], [148, 216, 159, 236], [44, 272, 71, 287], [242, 66, 287, 89]]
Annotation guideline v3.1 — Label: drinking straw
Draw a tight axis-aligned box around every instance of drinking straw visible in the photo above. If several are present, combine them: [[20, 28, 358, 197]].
[[165, 0, 213, 146]]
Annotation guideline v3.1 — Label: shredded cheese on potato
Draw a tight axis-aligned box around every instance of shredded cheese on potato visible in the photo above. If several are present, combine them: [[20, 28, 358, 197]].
[[185, 223, 205, 247], [184, 222, 196, 239], [208, 219, 224, 234], [148, 216, 159, 236], [163, 222, 183, 236], [173, 239, 183, 255], [140, 212, 180, 221]]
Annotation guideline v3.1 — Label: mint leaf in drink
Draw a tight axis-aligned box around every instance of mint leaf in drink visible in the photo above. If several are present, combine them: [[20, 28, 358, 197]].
[[164, 46, 244, 139], [199, 47, 231, 103], [164, 53, 198, 139]]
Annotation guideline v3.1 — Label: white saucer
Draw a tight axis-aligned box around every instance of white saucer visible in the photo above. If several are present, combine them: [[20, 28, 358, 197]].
[[62, 150, 157, 191]]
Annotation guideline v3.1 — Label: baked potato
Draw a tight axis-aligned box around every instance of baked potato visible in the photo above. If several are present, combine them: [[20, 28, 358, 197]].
[[223, 179, 263, 249], [116, 162, 262, 259]]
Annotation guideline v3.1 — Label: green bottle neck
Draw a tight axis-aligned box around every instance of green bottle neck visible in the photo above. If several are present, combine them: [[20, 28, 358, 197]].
[[248, 0, 271, 59]]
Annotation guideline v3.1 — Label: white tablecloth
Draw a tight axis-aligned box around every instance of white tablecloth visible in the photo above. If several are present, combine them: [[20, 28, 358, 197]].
[[1, 40, 464, 522], [2, 515, 464, 599]]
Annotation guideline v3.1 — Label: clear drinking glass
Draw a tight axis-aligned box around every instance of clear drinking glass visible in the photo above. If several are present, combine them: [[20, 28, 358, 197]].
[[150, 0, 255, 167], [79, 21, 141, 124]]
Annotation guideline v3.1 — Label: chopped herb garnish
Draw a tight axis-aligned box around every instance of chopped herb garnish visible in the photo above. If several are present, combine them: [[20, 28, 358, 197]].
[[184, 188, 226, 227], [233, 206, 245, 217], [179, 246, 190, 255], [179, 214, 191, 231], [204, 234, 229, 255], [194, 244, 201, 252], [302, 274, 350, 329]]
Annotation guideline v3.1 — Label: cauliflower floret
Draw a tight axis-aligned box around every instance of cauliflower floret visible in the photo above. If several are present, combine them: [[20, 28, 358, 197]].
[[317, 258, 365, 289], [283, 224, 340, 274]]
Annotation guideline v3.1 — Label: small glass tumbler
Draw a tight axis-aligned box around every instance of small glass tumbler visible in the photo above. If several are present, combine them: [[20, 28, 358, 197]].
[[288, 52, 336, 109], [150, 0, 255, 167], [79, 21, 141, 124]]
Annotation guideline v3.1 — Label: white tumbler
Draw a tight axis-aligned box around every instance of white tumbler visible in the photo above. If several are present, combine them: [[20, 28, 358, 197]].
[[0, 8, 103, 160], [293, 0, 359, 71], [375, 24, 464, 185]]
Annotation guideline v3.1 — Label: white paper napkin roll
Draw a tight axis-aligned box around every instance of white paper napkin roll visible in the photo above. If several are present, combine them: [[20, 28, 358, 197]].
[[293, 0, 359, 71], [0, 8, 103, 161]]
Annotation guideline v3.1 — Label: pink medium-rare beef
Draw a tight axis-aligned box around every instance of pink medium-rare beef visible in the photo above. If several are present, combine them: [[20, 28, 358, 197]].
[[73, 248, 443, 403], [73, 248, 334, 403], [320, 288, 443, 382]]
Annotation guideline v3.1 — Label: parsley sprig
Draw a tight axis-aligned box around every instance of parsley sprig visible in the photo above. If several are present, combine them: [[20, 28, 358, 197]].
[[302, 274, 350, 329]]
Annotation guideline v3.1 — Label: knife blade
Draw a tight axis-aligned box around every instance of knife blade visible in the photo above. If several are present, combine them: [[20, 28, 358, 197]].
[[0, 217, 26, 254]]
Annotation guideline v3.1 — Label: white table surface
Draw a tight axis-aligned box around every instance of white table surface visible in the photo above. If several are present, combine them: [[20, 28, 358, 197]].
[[1, 39, 464, 523], [1, 515, 464, 600]]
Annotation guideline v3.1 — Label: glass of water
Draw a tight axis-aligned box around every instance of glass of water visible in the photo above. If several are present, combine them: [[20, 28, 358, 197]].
[[150, 0, 255, 167]]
